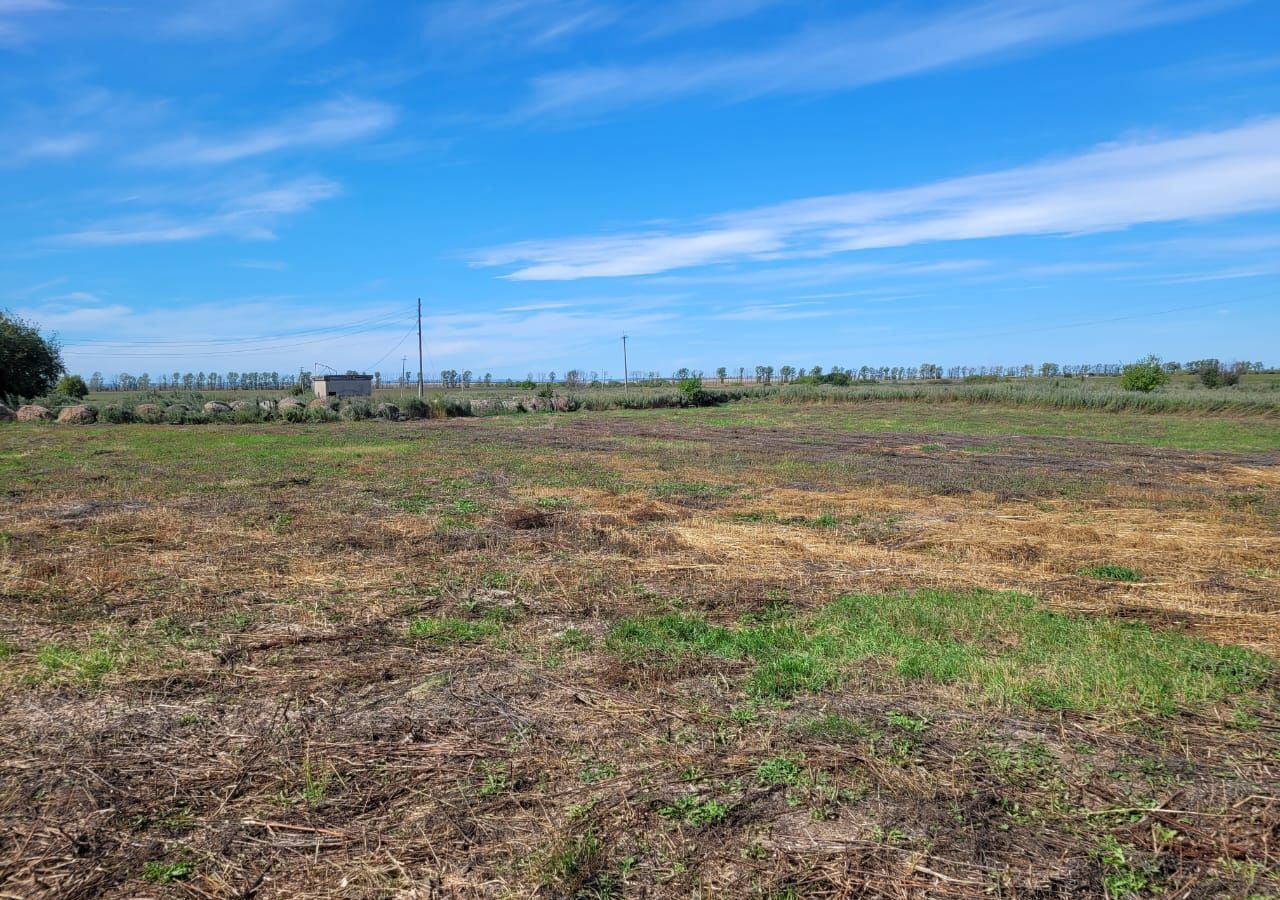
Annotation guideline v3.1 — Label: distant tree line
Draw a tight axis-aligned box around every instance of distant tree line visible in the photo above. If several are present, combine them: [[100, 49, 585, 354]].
[[64, 359, 1274, 394]]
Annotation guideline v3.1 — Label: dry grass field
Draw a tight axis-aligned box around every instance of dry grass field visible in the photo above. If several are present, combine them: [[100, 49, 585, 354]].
[[1, 399, 1277, 898]]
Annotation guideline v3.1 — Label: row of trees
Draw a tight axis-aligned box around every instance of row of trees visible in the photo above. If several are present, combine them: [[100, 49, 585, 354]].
[[1121, 356, 1254, 392]]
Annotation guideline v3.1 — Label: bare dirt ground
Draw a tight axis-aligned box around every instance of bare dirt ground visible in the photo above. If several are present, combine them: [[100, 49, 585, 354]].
[[1, 409, 1277, 898]]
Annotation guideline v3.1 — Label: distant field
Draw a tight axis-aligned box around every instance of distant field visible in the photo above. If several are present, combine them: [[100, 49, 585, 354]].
[[1, 399, 1277, 897]]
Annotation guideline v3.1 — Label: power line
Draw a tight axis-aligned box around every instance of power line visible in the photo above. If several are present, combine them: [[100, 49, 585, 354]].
[[367, 323, 418, 373]]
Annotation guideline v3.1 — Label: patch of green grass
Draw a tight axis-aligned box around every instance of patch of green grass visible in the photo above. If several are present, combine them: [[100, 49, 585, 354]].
[[885, 711, 929, 733], [556, 627, 593, 651], [606, 589, 1271, 715], [0, 639, 17, 659], [1077, 564, 1142, 583], [921, 443, 943, 452], [658, 795, 729, 827], [578, 759, 619, 784], [532, 828, 605, 891], [755, 756, 803, 786], [408, 616, 499, 644], [141, 860, 195, 884], [649, 479, 735, 501], [1098, 835, 1153, 897], [36, 636, 123, 684]]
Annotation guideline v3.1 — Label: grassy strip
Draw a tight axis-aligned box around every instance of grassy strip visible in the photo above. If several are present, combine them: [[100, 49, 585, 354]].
[[607, 589, 1271, 714], [772, 383, 1280, 416]]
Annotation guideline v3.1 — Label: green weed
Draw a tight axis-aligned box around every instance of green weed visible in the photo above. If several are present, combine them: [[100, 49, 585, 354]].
[[36, 637, 122, 684], [408, 616, 499, 644], [141, 860, 195, 884], [658, 795, 728, 827], [1078, 565, 1142, 583], [755, 756, 803, 786]]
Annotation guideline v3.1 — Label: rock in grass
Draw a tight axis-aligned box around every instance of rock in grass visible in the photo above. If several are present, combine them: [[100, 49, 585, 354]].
[[17, 404, 53, 422], [230, 400, 253, 412], [307, 398, 330, 410], [257, 399, 276, 412], [56, 405, 97, 424], [202, 401, 232, 414], [0, 403, 14, 421], [278, 397, 304, 411], [376, 402, 400, 421], [135, 403, 162, 419]]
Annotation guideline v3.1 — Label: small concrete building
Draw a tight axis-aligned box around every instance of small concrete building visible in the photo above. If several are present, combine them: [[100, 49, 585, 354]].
[[313, 374, 374, 399]]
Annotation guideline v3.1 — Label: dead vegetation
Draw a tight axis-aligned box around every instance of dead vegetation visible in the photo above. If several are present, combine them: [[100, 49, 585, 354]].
[[0, 409, 1277, 898]]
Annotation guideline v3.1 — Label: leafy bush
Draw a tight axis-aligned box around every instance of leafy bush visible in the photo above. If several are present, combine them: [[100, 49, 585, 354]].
[[282, 406, 307, 423], [677, 375, 705, 401], [55, 374, 89, 399], [340, 399, 373, 421], [402, 397, 429, 419], [1193, 359, 1245, 389], [1120, 355, 1170, 393], [304, 406, 337, 423], [97, 404, 136, 424]]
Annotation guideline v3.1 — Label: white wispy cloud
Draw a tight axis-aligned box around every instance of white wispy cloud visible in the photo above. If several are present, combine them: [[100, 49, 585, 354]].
[[0, 0, 62, 46], [473, 116, 1280, 280], [424, 0, 621, 51], [54, 176, 341, 246], [157, 0, 340, 47], [517, 0, 1231, 119], [711, 302, 834, 321], [641, 0, 784, 37], [4, 132, 94, 166], [132, 97, 395, 167], [229, 259, 289, 271]]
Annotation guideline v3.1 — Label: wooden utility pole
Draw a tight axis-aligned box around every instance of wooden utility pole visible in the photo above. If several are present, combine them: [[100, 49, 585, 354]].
[[622, 335, 629, 395], [417, 298, 424, 399]]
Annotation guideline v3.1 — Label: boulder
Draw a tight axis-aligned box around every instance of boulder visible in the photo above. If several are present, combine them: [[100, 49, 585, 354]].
[[229, 400, 253, 412], [278, 397, 304, 411], [520, 397, 545, 413], [17, 404, 53, 422], [550, 397, 570, 412], [56, 405, 97, 424], [166, 403, 189, 412], [468, 399, 497, 414], [257, 399, 276, 412], [500, 399, 522, 412], [0, 403, 14, 422], [202, 401, 232, 414], [135, 403, 162, 419], [307, 398, 330, 410], [376, 402, 400, 421]]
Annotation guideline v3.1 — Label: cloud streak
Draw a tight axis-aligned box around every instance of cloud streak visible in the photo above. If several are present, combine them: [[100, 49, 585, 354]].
[[132, 97, 395, 167], [474, 116, 1280, 280], [54, 176, 341, 246], [517, 0, 1230, 119]]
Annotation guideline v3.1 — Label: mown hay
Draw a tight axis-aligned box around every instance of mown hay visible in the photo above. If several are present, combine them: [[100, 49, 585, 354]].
[[16, 404, 52, 422], [57, 405, 97, 425]]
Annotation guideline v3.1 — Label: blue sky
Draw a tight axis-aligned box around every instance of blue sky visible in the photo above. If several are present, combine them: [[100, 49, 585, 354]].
[[2, 0, 1278, 380]]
